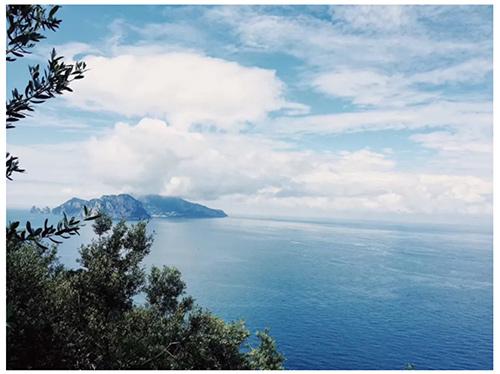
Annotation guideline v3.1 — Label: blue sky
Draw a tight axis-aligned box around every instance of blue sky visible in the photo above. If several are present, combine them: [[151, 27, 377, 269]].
[[6, 5, 493, 223]]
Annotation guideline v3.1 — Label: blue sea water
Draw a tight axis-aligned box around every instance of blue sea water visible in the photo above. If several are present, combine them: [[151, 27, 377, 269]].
[[7, 210, 493, 370]]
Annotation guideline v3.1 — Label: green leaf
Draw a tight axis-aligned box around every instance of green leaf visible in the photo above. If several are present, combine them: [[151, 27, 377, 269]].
[[26, 221, 33, 235], [34, 240, 49, 250], [49, 5, 60, 18], [48, 237, 62, 244]]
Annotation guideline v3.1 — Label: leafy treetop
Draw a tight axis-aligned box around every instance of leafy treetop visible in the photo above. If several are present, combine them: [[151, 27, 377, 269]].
[[7, 215, 285, 369], [6, 5, 97, 247]]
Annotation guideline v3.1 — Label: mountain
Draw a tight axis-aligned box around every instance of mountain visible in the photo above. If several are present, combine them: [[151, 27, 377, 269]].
[[138, 195, 227, 218], [51, 194, 227, 220], [52, 194, 150, 220], [51, 197, 88, 216]]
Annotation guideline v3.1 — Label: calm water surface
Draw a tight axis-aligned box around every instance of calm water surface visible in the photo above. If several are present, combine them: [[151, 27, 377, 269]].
[[7, 211, 493, 370]]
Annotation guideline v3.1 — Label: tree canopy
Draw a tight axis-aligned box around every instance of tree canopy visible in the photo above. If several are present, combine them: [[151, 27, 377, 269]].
[[8, 217, 284, 369], [6, 5, 284, 370]]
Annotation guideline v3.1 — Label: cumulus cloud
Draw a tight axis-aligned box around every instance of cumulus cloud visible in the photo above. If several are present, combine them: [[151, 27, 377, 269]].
[[84, 118, 302, 199], [7, 6, 492, 224], [7, 118, 492, 221], [408, 129, 492, 178], [6, 142, 115, 208], [67, 52, 290, 130], [268, 99, 492, 176]]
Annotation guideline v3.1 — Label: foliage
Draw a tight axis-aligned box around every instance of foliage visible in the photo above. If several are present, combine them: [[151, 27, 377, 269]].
[[6, 5, 61, 61], [7, 217, 284, 369], [92, 210, 113, 236], [5, 152, 24, 180], [6, 5, 87, 180], [6, 48, 86, 130], [7, 209, 99, 250], [6, 5, 284, 370], [6, 5, 95, 245], [247, 329, 285, 369]]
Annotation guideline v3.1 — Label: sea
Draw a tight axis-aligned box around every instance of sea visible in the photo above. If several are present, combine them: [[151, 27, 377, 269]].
[[6, 210, 493, 370]]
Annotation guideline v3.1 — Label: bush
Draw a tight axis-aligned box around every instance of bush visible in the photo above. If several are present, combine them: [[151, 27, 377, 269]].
[[7, 216, 284, 369]]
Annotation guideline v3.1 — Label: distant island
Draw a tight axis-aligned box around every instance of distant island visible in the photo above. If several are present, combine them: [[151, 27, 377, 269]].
[[49, 194, 227, 220], [30, 205, 51, 214]]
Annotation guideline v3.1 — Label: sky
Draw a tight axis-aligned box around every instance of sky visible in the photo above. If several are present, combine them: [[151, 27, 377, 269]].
[[6, 5, 493, 224]]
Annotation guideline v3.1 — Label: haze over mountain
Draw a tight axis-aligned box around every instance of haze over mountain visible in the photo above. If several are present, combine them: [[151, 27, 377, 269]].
[[138, 195, 227, 218], [51, 194, 227, 220]]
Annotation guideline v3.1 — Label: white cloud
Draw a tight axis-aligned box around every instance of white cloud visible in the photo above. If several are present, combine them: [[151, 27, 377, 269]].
[[311, 69, 433, 107], [7, 6, 492, 224], [208, 6, 487, 71], [408, 129, 492, 178], [311, 59, 491, 107], [6, 142, 115, 208], [28, 42, 98, 63], [410, 131, 491, 154], [67, 52, 289, 130], [331, 5, 414, 32], [7, 118, 492, 221], [267, 100, 492, 178], [268, 101, 492, 135], [84, 118, 301, 199], [409, 58, 492, 85]]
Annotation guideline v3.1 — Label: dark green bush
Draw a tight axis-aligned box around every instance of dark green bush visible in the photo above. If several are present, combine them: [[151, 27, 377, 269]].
[[7, 217, 284, 369]]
